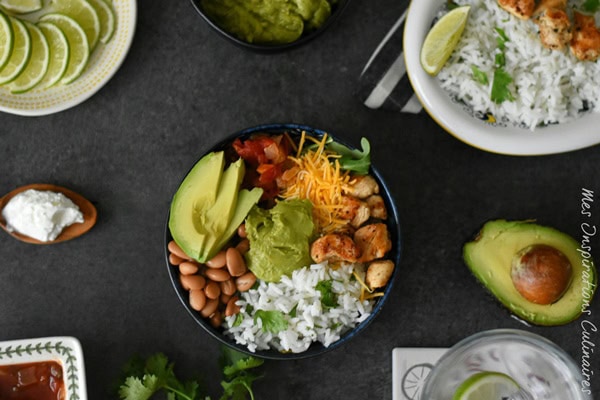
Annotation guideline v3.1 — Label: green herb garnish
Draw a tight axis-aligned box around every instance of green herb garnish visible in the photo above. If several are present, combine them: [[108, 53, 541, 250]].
[[494, 27, 509, 48], [447, 0, 459, 10], [583, 0, 600, 12], [471, 65, 489, 85], [254, 310, 288, 333], [325, 137, 371, 175], [117, 350, 263, 400], [491, 68, 515, 104], [316, 280, 338, 308]]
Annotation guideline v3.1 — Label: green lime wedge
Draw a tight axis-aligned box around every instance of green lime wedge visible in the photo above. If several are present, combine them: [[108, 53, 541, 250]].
[[87, 0, 115, 44], [420, 5, 470, 76], [39, 13, 88, 84], [47, 0, 100, 50], [452, 372, 520, 400], [0, 17, 31, 85], [7, 20, 50, 93], [0, 9, 13, 71], [36, 21, 70, 88], [0, 0, 43, 14]]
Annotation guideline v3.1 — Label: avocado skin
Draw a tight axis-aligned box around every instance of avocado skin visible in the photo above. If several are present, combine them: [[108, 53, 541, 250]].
[[463, 219, 597, 326]]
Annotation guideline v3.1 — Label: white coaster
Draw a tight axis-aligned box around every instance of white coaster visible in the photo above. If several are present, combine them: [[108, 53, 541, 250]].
[[392, 347, 448, 400]]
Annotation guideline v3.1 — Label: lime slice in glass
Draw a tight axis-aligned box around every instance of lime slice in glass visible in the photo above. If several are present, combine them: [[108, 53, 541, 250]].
[[452, 371, 520, 400], [0, 0, 43, 14], [0, 9, 13, 71], [39, 13, 89, 84], [47, 0, 100, 50], [420, 5, 470, 76], [87, 0, 116, 44], [0, 17, 32, 85], [8, 21, 50, 93], [36, 21, 70, 88]]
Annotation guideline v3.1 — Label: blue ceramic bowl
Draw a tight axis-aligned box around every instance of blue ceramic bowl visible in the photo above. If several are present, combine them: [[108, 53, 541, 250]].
[[165, 123, 401, 360], [190, 0, 351, 52]]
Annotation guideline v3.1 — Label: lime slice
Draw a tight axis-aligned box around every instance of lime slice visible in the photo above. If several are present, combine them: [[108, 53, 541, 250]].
[[0, 17, 31, 85], [7, 21, 50, 93], [39, 13, 88, 84], [87, 0, 116, 44], [420, 5, 470, 76], [0, 9, 13, 71], [36, 21, 70, 88], [47, 0, 100, 50], [0, 0, 43, 14], [452, 371, 520, 400]]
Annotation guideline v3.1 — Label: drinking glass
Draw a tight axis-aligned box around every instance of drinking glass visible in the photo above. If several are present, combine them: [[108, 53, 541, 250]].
[[421, 329, 591, 400]]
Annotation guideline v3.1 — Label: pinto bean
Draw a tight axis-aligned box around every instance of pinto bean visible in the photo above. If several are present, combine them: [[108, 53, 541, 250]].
[[236, 272, 256, 292], [205, 267, 231, 282], [180, 274, 206, 291], [225, 296, 240, 317], [220, 279, 236, 296], [179, 261, 199, 275], [189, 290, 206, 311], [237, 224, 247, 238], [209, 311, 223, 328], [168, 240, 190, 260], [169, 253, 185, 266], [226, 247, 246, 277], [236, 239, 250, 255], [201, 298, 219, 318], [206, 250, 227, 269], [204, 280, 221, 299]]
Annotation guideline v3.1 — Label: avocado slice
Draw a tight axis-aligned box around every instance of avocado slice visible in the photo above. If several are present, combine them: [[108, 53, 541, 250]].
[[463, 219, 597, 326]]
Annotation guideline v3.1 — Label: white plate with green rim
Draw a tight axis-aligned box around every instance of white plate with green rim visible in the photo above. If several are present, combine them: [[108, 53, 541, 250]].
[[0, 0, 136, 116], [0, 336, 87, 400], [403, 0, 600, 156]]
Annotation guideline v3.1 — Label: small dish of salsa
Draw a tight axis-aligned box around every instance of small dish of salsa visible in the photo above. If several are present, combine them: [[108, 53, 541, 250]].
[[0, 337, 87, 400]]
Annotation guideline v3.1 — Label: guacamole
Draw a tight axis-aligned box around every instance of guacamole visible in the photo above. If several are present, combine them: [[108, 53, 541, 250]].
[[200, 0, 336, 45], [245, 199, 315, 282]]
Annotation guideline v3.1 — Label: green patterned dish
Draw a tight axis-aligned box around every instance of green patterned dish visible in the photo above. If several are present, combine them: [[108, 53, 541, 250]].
[[0, 336, 87, 400]]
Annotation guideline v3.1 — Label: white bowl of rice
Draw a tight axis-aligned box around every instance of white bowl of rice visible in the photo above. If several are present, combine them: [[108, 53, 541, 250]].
[[404, 0, 600, 155], [166, 124, 402, 360]]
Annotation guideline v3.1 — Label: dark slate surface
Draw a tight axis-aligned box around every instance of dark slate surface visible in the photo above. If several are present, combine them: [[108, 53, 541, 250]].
[[1, 0, 599, 399]]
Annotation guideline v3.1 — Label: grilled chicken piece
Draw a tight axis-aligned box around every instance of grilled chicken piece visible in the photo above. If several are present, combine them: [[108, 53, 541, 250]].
[[310, 233, 361, 263], [343, 175, 379, 199], [366, 195, 387, 220], [366, 260, 395, 290], [340, 196, 370, 228], [570, 11, 600, 61], [534, 0, 572, 50], [498, 0, 535, 20], [354, 223, 392, 263]]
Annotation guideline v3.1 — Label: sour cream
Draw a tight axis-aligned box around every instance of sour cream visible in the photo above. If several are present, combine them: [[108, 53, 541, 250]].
[[1, 189, 84, 242]]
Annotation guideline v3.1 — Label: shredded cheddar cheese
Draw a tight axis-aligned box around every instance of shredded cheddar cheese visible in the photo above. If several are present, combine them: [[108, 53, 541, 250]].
[[279, 132, 353, 234]]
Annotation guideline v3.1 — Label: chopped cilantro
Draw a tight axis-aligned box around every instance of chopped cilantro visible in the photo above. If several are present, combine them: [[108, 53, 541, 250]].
[[325, 137, 371, 175], [491, 68, 515, 104], [447, 0, 459, 9], [494, 27, 509, 48], [117, 350, 263, 400], [471, 65, 489, 85], [583, 0, 600, 12], [494, 52, 506, 68], [316, 280, 338, 308], [254, 310, 288, 333]]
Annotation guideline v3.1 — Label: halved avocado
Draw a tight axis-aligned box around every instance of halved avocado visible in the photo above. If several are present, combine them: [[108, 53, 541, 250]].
[[463, 219, 597, 326]]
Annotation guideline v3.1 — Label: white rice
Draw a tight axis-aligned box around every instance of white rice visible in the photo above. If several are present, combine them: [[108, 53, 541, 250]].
[[223, 262, 373, 353], [439, 0, 600, 130]]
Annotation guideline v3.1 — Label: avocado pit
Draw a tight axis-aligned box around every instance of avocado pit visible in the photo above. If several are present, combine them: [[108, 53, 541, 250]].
[[511, 244, 573, 305]]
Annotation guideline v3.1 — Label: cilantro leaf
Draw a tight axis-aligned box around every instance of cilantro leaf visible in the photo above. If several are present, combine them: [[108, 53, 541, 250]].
[[316, 280, 338, 308], [491, 68, 515, 104], [254, 310, 288, 333], [326, 137, 371, 175], [219, 348, 264, 400], [471, 65, 488, 85], [119, 376, 158, 400], [583, 0, 600, 12], [494, 27, 509, 49], [447, 0, 459, 9]]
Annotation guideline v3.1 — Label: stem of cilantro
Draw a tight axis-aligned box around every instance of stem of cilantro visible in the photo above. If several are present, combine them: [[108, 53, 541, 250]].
[[163, 385, 194, 400]]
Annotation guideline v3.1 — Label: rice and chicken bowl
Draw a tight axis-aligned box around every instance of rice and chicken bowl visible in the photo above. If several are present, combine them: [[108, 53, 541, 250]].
[[166, 127, 399, 357], [437, 0, 600, 130]]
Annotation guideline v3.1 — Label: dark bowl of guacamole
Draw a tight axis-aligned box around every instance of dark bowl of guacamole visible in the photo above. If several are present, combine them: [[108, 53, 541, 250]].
[[165, 123, 402, 360], [190, 0, 351, 51]]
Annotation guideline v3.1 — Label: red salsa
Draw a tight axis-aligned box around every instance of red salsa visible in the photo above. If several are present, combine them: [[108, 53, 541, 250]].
[[0, 361, 65, 400]]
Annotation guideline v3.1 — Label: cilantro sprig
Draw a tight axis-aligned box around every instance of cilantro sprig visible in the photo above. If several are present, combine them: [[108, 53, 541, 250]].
[[117, 349, 264, 400], [583, 0, 600, 12]]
